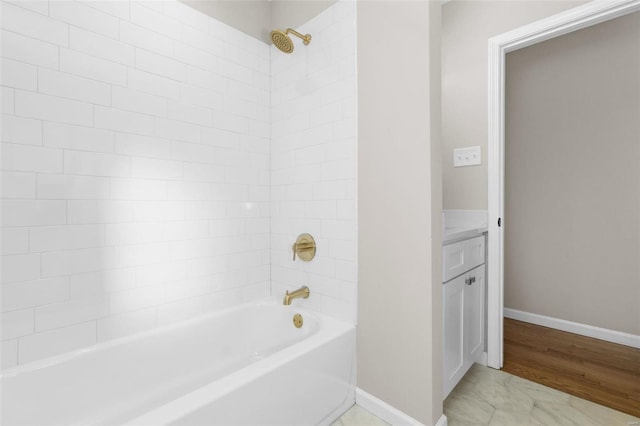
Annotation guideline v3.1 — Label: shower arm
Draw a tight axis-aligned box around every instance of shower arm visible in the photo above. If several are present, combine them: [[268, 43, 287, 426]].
[[285, 28, 312, 45]]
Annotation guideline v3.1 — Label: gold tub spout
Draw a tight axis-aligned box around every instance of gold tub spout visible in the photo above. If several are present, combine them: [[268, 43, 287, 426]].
[[283, 286, 310, 305]]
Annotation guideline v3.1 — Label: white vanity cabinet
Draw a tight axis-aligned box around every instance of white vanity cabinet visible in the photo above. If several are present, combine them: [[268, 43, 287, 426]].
[[443, 234, 486, 398]]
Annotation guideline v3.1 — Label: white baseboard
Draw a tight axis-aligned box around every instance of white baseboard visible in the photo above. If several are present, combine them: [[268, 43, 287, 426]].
[[504, 308, 640, 349], [355, 387, 447, 426]]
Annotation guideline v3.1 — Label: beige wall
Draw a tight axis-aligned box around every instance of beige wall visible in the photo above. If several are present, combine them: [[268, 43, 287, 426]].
[[429, 1, 443, 418], [357, 1, 443, 424], [180, 0, 335, 43], [504, 12, 640, 335], [441, 0, 586, 209]]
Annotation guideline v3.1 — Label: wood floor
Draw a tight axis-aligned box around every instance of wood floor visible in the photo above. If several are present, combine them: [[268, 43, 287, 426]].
[[503, 318, 640, 418]]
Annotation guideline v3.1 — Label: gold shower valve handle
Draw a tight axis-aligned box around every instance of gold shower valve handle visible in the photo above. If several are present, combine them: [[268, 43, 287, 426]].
[[291, 233, 316, 262]]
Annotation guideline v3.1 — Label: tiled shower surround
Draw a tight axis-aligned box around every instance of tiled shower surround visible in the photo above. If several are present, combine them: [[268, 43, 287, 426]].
[[271, 2, 357, 323], [0, 0, 357, 368]]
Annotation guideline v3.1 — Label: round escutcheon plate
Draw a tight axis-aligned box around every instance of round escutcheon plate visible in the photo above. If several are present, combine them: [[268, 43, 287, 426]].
[[293, 313, 304, 328]]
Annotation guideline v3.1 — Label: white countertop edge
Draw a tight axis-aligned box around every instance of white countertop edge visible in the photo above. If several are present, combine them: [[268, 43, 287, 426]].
[[443, 226, 488, 245]]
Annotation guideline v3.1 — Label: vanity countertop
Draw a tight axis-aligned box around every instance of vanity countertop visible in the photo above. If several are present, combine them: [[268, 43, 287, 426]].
[[443, 225, 488, 245], [442, 210, 488, 245]]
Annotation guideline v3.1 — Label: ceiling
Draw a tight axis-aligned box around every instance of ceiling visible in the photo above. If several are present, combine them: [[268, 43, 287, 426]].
[[180, 0, 337, 44]]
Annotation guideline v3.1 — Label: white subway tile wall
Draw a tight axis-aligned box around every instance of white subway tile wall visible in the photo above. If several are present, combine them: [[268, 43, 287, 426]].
[[1, 0, 271, 368], [1, 0, 357, 368], [270, 1, 357, 323]]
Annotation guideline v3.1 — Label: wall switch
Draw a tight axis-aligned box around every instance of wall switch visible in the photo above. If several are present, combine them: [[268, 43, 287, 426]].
[[453, 146, 481, 167]]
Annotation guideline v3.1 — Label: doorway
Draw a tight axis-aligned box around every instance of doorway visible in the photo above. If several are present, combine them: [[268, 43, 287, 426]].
[[486, 0, 640, 370], [486, 0, 640, 417]]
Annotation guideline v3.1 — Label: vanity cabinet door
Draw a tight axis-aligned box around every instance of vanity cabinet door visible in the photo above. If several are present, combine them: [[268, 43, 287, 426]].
[[443, 274, 465, 397], [465, 264, 485, 365], [443, 263, 486, 397]]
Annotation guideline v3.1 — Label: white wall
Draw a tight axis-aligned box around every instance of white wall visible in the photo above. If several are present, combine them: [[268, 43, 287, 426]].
[[357, 1, 442, 424], [441, 0, 586, 210], [270, 1, 357, 323], [1, 0, 271, 368]]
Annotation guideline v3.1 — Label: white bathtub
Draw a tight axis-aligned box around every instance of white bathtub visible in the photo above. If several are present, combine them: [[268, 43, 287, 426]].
[[0, 300, 356, 425]]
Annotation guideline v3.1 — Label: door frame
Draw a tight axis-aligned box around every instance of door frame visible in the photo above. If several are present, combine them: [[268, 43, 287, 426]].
[[486, 0, 640, 369]]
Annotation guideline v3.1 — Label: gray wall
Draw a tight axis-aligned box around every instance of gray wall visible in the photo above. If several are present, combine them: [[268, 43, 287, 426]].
[[181, 0, 336, 44], [357, 1, 443, 424], [441, 0, 586, 209], [504, 12, 640, 335]]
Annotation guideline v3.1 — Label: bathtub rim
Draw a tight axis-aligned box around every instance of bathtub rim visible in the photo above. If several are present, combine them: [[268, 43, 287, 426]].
[[0, 297, 338, 379]]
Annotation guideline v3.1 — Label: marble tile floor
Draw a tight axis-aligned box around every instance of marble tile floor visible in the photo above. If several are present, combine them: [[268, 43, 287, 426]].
[[444, 363, 640, 426], [333, 364, 640, 425], [332, 404, 390, 426]]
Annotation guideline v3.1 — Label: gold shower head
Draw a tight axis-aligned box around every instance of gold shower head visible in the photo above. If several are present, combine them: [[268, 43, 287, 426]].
[[270, 28, 312, 54]]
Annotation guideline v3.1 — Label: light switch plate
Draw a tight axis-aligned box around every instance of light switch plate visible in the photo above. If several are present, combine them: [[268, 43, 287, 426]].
[[453, 146, 481, 167]]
